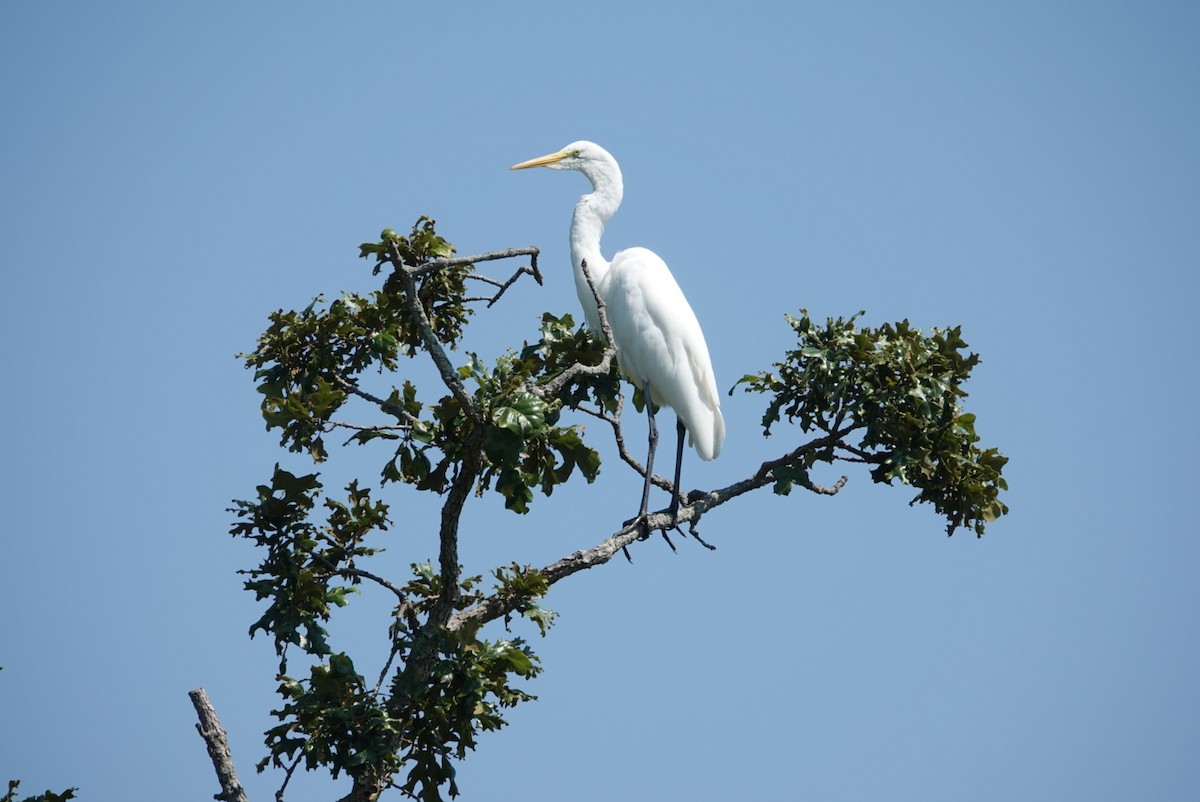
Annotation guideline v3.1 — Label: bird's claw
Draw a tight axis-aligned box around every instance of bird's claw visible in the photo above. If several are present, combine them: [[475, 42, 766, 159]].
[[618, 509, 650, 535], [623, 508, 682, 548], [686, 518, 717, 551]]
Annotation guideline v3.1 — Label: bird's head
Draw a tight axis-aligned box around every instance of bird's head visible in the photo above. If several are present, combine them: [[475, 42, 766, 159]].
[[511, 140, 607, 171], [511, 141, 622, 193]]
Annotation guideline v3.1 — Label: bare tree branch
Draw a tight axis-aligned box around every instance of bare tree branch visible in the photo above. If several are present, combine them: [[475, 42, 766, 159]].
[[409, 247, 541, 280], [446, 431, 856, 632], [388, 242, 483, 427], [190, 688, 250, 802], [333, 565, 410, 603], [416, 247, 540, 306]]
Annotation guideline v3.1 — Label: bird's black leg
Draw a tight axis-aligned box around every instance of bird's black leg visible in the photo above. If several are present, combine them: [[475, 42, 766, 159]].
[[633, 380, 658, 541], [668, 416, 686, 519], [651, 416, 688, 551]]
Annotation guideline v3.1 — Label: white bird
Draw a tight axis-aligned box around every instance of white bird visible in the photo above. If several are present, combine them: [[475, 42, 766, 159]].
[[512, 141, 725, 532]]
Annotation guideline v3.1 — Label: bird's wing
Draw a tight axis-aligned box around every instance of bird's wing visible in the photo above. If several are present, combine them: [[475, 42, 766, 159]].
[[605, 248, 725, 460]]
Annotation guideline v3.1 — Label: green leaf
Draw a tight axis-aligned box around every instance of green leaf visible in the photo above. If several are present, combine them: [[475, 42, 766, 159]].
[[492, 391, 546, 435]]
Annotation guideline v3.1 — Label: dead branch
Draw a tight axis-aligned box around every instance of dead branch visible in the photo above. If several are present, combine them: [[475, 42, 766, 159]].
[[464, 265, 541, 308], [189, 688, 250, 802], [415, 247, 541, 307], [409, 247, 541, 281]]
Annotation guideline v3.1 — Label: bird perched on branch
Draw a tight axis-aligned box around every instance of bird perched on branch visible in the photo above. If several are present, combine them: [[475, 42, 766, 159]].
[[512, 140, 725, 534]]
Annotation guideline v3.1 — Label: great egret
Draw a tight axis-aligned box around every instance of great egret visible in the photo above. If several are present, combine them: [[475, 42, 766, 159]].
[[511, 141, 725, 533]]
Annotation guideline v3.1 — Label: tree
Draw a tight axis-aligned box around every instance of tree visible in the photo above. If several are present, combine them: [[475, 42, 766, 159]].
[[209, 217, 1008, 801]]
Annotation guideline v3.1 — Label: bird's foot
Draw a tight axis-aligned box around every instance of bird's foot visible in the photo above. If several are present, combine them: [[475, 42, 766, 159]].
[[621, 512, 652, 540], [619, 513, 651, 563], [659, 527, 679, 553], [662, 500, 717, 551]]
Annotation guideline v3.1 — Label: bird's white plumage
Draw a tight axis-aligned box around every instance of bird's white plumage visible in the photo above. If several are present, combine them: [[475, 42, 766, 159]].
[[602, 246, 724, 460], [511, 140, 725, 462]]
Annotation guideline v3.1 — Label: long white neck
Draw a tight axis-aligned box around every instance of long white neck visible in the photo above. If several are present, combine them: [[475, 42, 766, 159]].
[[568, 157, 623, 332]]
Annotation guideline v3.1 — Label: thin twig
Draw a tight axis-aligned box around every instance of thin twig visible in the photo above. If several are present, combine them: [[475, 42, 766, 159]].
[[332, 375, 421, 425], [333, 427, 403, 447], [374, 639, 403, 696], [327, 420, 410, 433], [836, 441, 875, 462], [463, 263, 542, 307], [465, 273, 511, 289], [336, 566, 410, 602], [577, 401, 676, 496], [313, 564, 417, 694], [752, 426, 858, 482], [276, 754, 303, 802], [537, 259, 618, 399]]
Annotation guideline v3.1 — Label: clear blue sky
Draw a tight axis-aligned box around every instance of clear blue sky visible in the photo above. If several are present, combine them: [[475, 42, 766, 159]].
[[3, 2, 1197, 800]]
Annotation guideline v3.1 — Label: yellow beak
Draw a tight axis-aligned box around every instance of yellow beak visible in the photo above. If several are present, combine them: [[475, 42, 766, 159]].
[[510, 150, 569, 170]]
